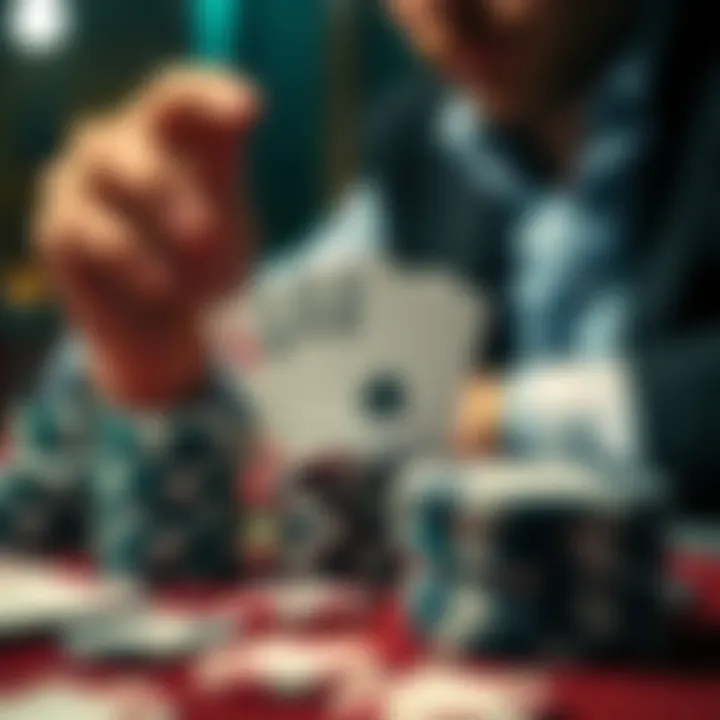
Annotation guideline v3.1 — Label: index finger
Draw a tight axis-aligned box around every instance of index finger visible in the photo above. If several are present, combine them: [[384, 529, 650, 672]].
[[131, 65, 264, 140]]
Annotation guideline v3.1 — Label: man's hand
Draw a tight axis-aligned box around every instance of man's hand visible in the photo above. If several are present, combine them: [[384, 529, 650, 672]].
[[34, 66, 263, 406], [451, 375, 505, 457]]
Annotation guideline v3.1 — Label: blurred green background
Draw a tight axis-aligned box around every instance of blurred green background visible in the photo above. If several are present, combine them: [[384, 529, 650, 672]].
[[0, 0, 420, 404]]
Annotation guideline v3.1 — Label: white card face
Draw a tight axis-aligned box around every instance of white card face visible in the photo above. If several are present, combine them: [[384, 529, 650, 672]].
[[370, 263, 483, 451], [245, 272, 305, 445], [285, 255, 483, 461], [283, 257, 378, 460], [214, 253, 484, 463]]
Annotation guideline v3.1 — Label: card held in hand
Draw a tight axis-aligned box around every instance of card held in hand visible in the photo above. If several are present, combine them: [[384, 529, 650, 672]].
[[245, 253, 484, 462]]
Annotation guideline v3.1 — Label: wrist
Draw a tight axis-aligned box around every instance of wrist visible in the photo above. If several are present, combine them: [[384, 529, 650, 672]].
[[88, 322, 207, 408], [452, 375, 505, 457]]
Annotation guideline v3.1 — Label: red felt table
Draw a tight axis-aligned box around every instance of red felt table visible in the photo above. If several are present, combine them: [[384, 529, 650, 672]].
[[0, 550, 719, 720]]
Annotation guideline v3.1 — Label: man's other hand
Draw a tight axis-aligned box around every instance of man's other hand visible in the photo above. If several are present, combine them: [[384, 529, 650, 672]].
[[451, 375, 505, 457], [34, 65, 263, 405]]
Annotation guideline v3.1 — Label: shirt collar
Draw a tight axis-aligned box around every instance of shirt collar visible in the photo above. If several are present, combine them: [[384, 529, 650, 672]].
[[437, 0, 676, 201]]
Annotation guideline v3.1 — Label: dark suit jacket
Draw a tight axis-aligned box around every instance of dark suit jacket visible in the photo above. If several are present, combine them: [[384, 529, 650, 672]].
[[364, 0, 720, 512]]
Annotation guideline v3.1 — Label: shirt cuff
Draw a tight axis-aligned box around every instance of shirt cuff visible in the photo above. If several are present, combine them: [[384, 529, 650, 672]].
[[502, 361, 642, 462]]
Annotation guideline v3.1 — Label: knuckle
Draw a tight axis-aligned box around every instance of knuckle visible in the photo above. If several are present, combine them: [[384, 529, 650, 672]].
[[123, 158, 164, 198], [37, 218, 79, 266], [90, 142, 165, 201], [45, 216, 130, 270], [69, 117, 114, 160], [98, 240, 133, 270], [89, 225, 134, 267]]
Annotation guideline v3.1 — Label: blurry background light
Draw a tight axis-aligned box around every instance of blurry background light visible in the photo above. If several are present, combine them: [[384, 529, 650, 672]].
[[6, 0, 74, 56]]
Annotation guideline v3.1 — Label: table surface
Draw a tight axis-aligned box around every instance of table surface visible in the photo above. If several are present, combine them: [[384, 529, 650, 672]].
[[0, 535, 719, 720]]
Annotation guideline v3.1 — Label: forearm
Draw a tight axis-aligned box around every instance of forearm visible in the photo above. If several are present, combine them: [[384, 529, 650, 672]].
[[86, 314, 208, 409]]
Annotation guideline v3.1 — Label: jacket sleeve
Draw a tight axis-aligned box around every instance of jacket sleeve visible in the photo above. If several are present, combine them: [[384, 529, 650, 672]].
[[633, 333, 720, 510]]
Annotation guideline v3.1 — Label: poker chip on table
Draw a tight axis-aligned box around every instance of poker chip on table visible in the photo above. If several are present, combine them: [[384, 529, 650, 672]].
[[380, 665, 551, 720], [63, 606, 234, 663], [393, 458, 668, 661], [277, 455, 400, 583], [0, 678, 174, 720], [0, 558, 139, 639], [217, 580, 370, 632], [195, 636, 379, 702]]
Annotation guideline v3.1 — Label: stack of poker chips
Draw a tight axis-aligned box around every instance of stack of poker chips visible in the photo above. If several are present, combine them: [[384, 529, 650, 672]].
[[277, 455, 399, 584], [392, 458, 668, 661]]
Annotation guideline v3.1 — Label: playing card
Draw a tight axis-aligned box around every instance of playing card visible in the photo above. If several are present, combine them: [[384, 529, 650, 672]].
[[282, 256, 375, 459], [208, 246, 484, 465], [365, 261, 482, 451], [244, 270, 306, 448], [271, 253, 484, 462]]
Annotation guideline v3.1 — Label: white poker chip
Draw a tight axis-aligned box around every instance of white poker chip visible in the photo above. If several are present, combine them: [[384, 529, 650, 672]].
[[246, 643, 332, 696], [267, 581, 367, 624], [197, 637, 374, 700], [65, 609, 231, 661], [0, 559, 139, 638], [223, 581, 368, 630], [382, 667, 549, 720], [0, 679, 175, 720]]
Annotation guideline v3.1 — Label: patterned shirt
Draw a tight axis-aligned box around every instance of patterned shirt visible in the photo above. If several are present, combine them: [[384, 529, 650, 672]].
[[0, 352, 253, 581]]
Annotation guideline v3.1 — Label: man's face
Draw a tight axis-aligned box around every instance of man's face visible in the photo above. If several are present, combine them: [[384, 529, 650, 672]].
[[388, 0, 628, 125]]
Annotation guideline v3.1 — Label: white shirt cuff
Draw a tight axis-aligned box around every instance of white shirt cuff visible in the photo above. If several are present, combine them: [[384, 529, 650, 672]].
[[503, 360, 641, 462]]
